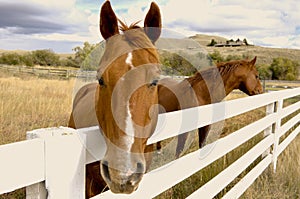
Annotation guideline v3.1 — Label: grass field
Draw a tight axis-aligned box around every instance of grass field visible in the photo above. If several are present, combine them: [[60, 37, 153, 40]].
[[0, 71, 299, 198]]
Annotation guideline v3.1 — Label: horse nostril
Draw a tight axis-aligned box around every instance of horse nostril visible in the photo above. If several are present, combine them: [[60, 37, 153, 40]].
[[101, 160, 111, 182], [136, 162, 144, 173]]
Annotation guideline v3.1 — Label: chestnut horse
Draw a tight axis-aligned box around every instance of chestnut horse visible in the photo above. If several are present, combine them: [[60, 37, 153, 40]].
[[157, 57, 263, 157], [69, 1, 162, 197]]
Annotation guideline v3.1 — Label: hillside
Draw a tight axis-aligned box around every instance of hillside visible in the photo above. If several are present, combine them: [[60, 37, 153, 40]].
[[189, 34, 300, 66], [190, 34, 228, 46], [0, 49, 29, 55]]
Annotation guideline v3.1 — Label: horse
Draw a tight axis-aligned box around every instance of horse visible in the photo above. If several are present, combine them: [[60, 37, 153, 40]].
[[157, 57, 263, 157], [68, 1, 162, 197]]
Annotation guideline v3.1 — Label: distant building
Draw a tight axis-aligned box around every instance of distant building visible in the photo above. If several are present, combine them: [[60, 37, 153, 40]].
[[214, 41, 246, 47], [212, 38, 248, 47]]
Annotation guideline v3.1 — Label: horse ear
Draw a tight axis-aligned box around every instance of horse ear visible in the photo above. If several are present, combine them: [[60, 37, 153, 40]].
[[250, 56, 257, 66], [144, 2, 162, 43], [100, 1, 119, 40]]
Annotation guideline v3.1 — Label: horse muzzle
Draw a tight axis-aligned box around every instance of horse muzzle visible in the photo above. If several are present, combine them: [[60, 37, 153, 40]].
[[100, 160, 145, 194]]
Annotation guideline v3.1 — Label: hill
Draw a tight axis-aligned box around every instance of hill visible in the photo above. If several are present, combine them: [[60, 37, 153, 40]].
[[0, 49, 29, 55], [189, 34, 300, 66], [190, 34, 228, 46]]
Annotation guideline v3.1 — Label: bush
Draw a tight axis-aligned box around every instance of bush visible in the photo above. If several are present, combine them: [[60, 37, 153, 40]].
[[31, 49, 60, 66], [60, 56, 78, 68], [0, 53, 22, 65], [20, 53, 34, 67], [257, 64, 272, 80], [269, 57, 299, 80], [225, 54, 242, 62], [208, 50, 224, 63], [160, 50, 197, 76]]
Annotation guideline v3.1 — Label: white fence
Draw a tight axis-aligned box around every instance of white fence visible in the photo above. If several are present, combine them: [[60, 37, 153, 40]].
[[0, 87, 299, 198]]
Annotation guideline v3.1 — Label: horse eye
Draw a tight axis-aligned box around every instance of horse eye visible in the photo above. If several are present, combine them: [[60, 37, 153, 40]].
[[149, 79, 159, 87], [98, 77, 105, 86]]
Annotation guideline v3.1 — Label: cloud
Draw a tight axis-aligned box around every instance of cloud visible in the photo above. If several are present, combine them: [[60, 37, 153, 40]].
[[160, 0, 300, 49], [0, 1, 89, 34], [0, 0, 300, 52], [0, 0, 99, 52]]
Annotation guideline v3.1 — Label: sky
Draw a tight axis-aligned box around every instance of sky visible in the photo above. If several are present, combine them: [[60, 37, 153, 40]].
[[0, 0, 300, 53]]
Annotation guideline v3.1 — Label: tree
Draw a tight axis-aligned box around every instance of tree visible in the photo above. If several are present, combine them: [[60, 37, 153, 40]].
[[207, 39, 217, 46], [73, 42, 97, 68], [243, 38, 249, 45]]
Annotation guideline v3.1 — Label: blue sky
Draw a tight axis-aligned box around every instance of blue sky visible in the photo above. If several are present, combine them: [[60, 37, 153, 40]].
[[0, 0, 300, 53]]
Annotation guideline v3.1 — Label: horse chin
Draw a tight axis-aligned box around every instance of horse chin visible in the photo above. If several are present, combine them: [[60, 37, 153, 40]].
[[109, 180, 140, 194]]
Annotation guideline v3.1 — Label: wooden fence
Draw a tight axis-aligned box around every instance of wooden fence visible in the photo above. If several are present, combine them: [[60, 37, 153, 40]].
[[0, 64, 97, 80], [0, 87, 299, 198]]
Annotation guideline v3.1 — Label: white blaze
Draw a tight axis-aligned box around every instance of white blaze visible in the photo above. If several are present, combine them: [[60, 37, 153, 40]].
[[124, 103, 135, 152], [125, 52, 134, 69]]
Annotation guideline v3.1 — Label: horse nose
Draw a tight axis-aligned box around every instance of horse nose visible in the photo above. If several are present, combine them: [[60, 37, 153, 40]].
[[101, 160, 145, 182], [128, 162, 145, 185]]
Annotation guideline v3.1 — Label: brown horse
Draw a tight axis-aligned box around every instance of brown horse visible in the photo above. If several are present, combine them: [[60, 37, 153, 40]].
[[157, 57, 263, 157], [69, 1, 162, 197]]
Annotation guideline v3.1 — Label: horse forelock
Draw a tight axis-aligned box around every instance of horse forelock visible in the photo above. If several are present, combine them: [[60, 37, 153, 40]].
[[118, 20, 141, 32]]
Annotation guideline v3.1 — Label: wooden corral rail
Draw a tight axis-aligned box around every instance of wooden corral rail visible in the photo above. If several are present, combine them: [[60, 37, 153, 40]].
[[0, 64, 97, 80], [0, 88, 299, 199]]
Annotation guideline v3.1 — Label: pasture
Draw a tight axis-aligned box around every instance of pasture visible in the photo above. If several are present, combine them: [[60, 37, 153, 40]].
[[0, 71, 299, 198]]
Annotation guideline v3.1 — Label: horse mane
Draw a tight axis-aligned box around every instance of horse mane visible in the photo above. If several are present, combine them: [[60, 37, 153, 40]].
[[187, 59, 247, 86], [217, 59, 246, 77]]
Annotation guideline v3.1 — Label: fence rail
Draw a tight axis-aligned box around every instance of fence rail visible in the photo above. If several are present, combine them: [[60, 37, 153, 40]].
[[0, 87, 299, 198]]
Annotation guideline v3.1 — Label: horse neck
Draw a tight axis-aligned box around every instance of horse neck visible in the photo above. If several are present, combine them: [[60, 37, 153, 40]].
[[220, 69, 242, 96], [188, 66, 242, 104]]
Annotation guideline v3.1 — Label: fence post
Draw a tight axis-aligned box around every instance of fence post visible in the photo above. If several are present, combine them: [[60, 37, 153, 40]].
[[262, 102, 275, 158], [26, 132, 47, 199], [26, 127, 86, 199], [26, 182, 47, 199], [272, 99, 283, 172]]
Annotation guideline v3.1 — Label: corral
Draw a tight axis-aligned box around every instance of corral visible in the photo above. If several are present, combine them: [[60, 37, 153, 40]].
[[0, 73, 299, 198]]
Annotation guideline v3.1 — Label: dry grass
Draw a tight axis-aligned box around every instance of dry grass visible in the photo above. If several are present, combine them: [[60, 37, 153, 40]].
[[0, 73, 74, 145], [242, 135, 300, 199], [0, 72, 74, 198], [0, 71, 299, 198]]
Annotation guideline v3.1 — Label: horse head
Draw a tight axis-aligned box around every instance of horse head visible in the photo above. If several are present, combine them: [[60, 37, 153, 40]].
[[236, 57, 263, 95], [95, 1, 161, 193]]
